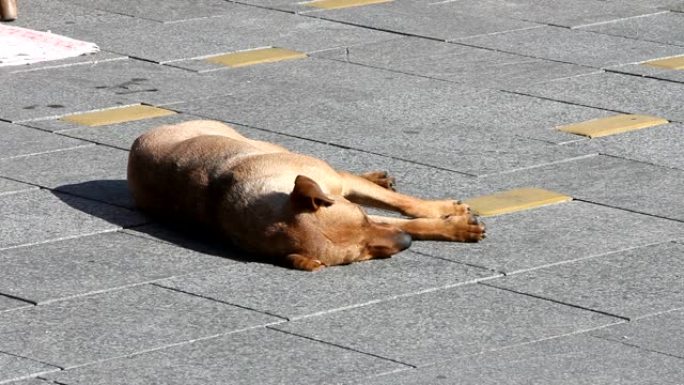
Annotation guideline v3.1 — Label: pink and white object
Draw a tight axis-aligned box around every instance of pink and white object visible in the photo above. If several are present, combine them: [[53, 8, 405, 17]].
[[0, 24, 99, 67]]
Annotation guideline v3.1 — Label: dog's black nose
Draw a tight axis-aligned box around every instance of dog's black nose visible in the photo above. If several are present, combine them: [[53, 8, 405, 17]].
[[396, 232, 412, 251]]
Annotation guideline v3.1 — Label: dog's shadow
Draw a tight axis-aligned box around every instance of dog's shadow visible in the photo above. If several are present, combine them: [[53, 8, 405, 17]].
[[54, 179, 260, 264]]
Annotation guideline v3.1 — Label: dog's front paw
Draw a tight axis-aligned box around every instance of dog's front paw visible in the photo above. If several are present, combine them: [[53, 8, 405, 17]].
[[443, 214, 486, 242], [285, 254, 326, 272], [360, 171, 396, 191]]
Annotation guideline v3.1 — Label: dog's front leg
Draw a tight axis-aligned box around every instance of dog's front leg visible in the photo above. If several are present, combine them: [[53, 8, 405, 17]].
[[368, 215, 486, 242], [339, 172, 470, 218]]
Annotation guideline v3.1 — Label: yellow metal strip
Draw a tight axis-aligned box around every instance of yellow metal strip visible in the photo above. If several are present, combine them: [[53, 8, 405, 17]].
[[465, 188, 572, 217], [60, 105, 176, 127], [556, 114, 668, 138], [206, 47, 307, 68], [643, 56, 684, 70], [303, 0, 392, 10]]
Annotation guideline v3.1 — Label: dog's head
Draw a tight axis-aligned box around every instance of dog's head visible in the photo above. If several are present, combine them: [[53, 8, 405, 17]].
[[278, 175, 411, 270]]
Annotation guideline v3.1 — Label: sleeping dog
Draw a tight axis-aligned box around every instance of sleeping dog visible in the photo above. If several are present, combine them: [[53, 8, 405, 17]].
[[128, 120, 485, 271]]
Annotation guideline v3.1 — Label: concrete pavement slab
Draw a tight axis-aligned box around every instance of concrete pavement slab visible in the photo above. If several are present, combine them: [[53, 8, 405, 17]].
[[0, 353, 59, 384], [0, 178, 37, 197], [8, 59, 237, 106], [427, 0, 667, 28], [46, 328, 406, 385], [0, 296, 31, 312], [0, 190, 145, 250], [411, 201, 684, 274], [510, 71, 684, 122], [0, 285, 281, 368], [318, 37, 599, 89], [457, 26, 684, 68], [177, 59, 614, 144], [0, 71, 133, 123], [6, 0, 133, 31], [157, 251, 497, 320], [581, 12, 684, 47], [610, 60, 684, 83], [0, 231, 236, 304], [274, 284, 621, 366], [0, 145, 131, 207], [477, 155, 684, 221], [565, 123, 684, 171], [591, 309, 684, 358], [51, 4, 396, 65], [485, 241, 684, 319], [353, 334, 684, 385], [0, 122, 90, 160], [65, 0, 243, 23], [303, 0, 540, 41], [0, 53, 126, 76], [4, 379, 55, 385]]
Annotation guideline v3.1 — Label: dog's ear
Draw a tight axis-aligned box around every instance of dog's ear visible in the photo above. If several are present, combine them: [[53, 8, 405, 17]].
[[291, 175, 334, 211]]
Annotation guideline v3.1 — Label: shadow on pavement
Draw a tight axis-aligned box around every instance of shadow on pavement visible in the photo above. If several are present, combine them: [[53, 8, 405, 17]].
[[54, 179, 259, 264]]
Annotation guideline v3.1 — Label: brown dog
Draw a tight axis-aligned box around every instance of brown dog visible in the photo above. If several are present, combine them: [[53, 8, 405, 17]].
[[128, 120, 485, 271]]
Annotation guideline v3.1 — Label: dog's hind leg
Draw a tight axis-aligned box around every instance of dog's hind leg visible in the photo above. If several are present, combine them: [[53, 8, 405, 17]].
[[368, 215, 485, 242], [339, 172, 470, 218], [358, 171, 396, 191]]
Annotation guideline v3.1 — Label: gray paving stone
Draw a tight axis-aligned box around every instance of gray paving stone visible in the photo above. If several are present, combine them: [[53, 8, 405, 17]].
[[354, 334, 684, 385], [0, 353, 59, 384], [274, 284, 621, 366], [0, 72, 133, 123], [0, 53, 126, 76], [486, 242, 684, 319], [608, 61, 684, 84], [427, 0, 667, 28], [304, 0, 540, 41], [591, 309, 684, 358], [0, 231, 237, 304], [4, 379, 56, 385], [0, 295, 31, 313], [6, 0, 133, 31], [457, 26, 684, 68], [0, 122, 90, 160], [0, 285, 280, 368], [319, 37, 599, 89], [51, 4, 395, 65], [177, 59, 613, 145], [0, 190, 145, 250], [12, 59, 236, 106], [66, 0, 243, 22], [46, 328, 405, 385], [581, 12, 684, 47], [0, 145, 131, 207], [565, 123, 684, 171], [0, 178, 36, 197], [157, 251, 497, 320], [511, 71, 684, 123], [412, 201, 684, 274], [478, 155, 684, 221]]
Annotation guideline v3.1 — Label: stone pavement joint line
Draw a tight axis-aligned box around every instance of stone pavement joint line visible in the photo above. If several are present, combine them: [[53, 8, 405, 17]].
[[60, 105, 177, 127], [206, 48, 308, 68], [464, 188, 572, 217], [556, 114, 669, 138]]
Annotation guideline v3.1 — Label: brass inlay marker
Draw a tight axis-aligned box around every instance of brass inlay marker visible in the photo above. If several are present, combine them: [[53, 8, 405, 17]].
[[465, 188, 572, 217], [643, 56, 684, 70], [302, 0, 392, 10], [61, 105, 176, 127], [206, 48, 307, 68], [557, 114, 668, 138]]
